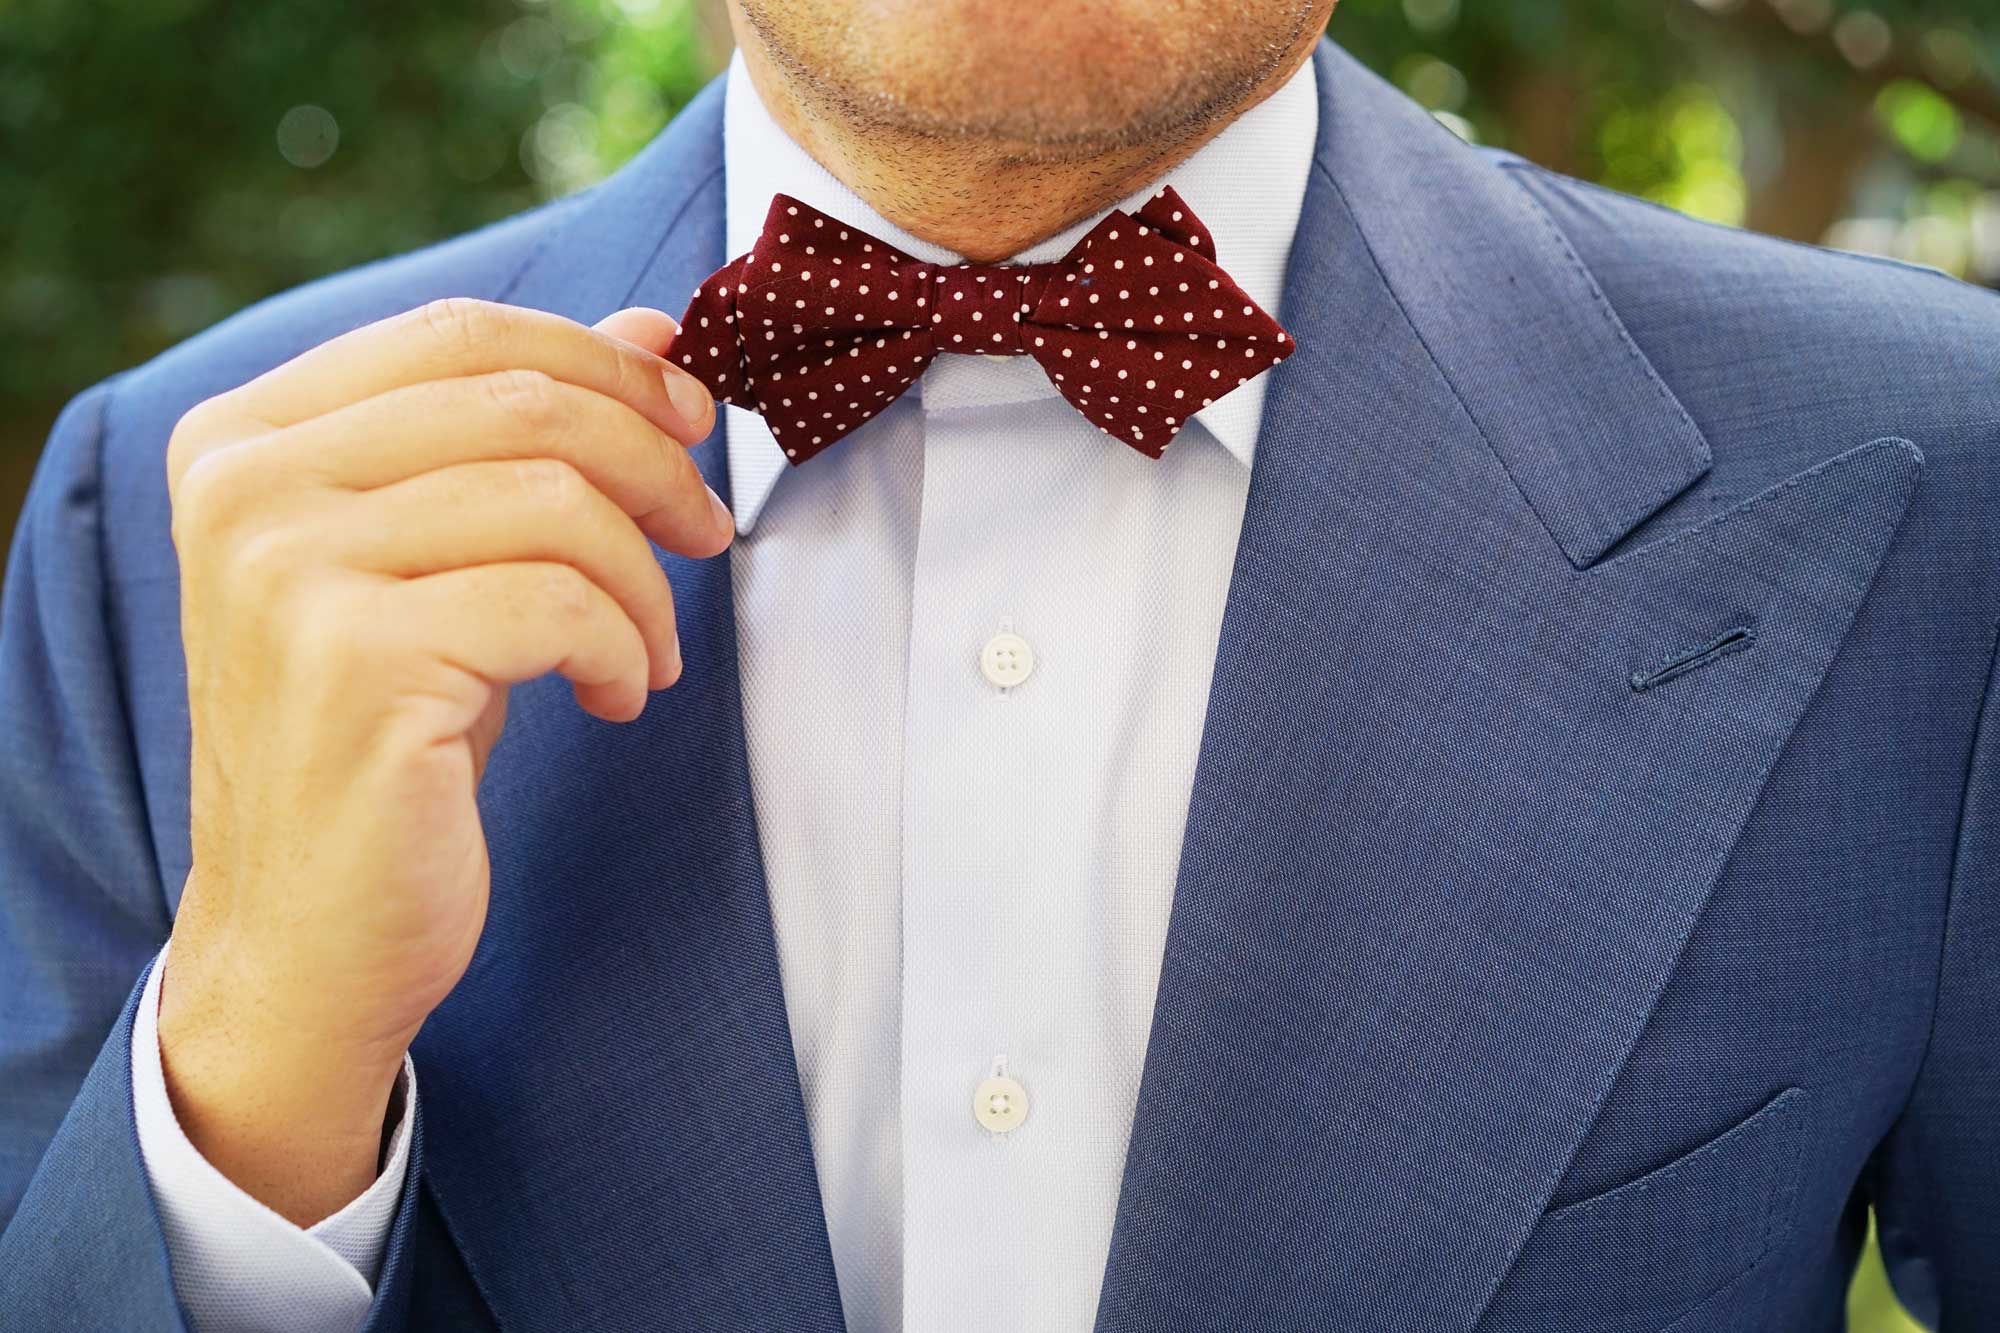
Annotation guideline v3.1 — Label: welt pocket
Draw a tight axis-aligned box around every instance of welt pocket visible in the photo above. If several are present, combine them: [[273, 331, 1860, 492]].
[[1480, 1088, 1810, 1333]]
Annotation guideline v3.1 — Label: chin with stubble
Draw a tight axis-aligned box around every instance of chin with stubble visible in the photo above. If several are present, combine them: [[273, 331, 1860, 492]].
[[725, 0, 1334, 261]]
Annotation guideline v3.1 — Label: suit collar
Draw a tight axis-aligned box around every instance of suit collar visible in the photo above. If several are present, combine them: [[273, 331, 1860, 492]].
[[1300, 44, 1713, 568]]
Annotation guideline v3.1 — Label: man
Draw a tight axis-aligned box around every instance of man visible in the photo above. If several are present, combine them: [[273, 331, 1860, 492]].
[[1, 0, 1995, 1327]]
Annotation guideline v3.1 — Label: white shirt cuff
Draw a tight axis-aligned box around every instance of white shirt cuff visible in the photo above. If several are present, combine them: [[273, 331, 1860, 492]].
[[130, 941, 416, 1333]]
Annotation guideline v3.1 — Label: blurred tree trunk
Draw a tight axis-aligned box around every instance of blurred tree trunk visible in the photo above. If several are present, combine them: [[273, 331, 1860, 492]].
[[1500, 60, 1586, 179], [1748, 99, 1873, 243]]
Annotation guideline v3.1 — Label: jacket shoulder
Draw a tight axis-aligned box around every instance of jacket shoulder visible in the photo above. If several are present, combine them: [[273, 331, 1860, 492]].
[[103, 191, 590, 446], [1503, 159, 2000, 452]]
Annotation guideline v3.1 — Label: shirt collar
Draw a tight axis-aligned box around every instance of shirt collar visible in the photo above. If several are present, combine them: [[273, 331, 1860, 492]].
[[722, 49, 1319, 533]]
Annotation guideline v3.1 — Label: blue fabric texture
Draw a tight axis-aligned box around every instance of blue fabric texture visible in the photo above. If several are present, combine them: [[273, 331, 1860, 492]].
[[4, 38, 1999, 1331]]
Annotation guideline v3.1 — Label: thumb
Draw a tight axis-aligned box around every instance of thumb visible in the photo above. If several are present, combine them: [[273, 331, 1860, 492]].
[[593, 305, 682, 358]]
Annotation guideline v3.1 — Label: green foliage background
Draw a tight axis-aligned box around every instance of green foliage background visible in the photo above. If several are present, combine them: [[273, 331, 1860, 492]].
[[3, 3, 1995, 1321]]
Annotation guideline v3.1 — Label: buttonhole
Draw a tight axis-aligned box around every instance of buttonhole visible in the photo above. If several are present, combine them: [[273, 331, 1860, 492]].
[[1629, 624, 1756, 693]]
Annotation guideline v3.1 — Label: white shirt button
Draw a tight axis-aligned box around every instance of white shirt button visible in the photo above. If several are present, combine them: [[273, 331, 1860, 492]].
[[973, 1074, 1029, 1133], [980, 631, 1035, 688]]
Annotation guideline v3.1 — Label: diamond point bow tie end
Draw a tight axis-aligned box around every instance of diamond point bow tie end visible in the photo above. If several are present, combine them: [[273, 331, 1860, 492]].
[[673, 186, 1295, 465]]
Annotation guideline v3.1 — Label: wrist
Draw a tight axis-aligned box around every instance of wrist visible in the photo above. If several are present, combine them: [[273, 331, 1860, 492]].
[[156, 945, 409, 1227]]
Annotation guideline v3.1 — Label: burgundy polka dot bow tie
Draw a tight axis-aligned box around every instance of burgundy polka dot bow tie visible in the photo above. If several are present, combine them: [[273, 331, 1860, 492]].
[[672, 187, 1296, 465]]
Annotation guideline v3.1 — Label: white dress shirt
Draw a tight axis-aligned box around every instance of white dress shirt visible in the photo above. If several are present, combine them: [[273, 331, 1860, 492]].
[[131, 48, 1319, 1332]]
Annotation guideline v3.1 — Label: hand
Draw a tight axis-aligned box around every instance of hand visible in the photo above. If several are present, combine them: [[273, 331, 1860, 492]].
[[154, 300, 728, 1225]]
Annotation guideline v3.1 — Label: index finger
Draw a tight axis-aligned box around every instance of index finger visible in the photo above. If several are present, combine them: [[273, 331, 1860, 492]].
[[226, 298, 716, 447]]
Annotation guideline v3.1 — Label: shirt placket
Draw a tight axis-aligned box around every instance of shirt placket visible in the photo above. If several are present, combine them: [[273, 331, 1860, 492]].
[[898, 397, 1050, 1330]]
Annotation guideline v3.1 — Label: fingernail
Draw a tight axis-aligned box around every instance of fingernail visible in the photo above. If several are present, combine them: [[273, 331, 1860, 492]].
[[705, 483, 735, 538], [664, 366, 713, 433]]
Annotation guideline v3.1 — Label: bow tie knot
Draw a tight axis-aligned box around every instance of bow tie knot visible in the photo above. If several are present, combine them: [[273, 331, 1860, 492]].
[[925, 265, 1049, 354], [675, 187, 1295, 465]]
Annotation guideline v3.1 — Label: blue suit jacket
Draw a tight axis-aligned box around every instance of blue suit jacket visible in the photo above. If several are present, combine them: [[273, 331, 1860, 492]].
[[3, 40, 1998, 1332]]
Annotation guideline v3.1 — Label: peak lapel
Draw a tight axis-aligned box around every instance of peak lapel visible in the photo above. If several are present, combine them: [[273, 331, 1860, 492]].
[[411, 78, 847, 1331], [1095, 41, 1920, 1332]]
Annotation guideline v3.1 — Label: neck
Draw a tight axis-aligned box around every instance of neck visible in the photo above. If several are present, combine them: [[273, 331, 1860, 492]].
[[728, 15, 1323, 264]]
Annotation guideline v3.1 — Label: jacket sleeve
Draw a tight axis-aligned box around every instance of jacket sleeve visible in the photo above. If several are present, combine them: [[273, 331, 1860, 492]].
[[1872, 626, 2000, 1330], [0, 383, 423, 1329]]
